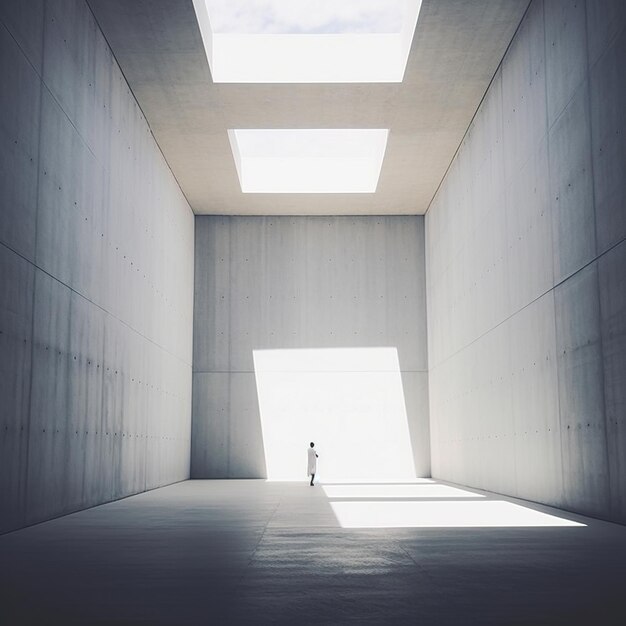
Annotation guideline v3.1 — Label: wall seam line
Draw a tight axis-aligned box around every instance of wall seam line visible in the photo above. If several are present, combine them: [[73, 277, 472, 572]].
[[429, 235, 626, 373], [0, 239, 193, 370]]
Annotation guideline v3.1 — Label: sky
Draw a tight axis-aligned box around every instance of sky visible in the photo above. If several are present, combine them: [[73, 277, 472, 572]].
[[204, 0, 407, 34]]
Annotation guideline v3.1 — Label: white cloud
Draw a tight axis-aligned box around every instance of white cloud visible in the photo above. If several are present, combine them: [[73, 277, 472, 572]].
[[205, 0, 406, 34]]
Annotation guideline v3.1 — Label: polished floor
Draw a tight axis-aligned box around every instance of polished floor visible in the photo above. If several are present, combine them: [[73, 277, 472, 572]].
[[1, 479, 625, 625]]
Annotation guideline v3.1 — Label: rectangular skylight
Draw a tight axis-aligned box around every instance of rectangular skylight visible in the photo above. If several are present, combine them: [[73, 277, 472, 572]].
[[192, 0, 422, 83], [229, 129, 389, 193]]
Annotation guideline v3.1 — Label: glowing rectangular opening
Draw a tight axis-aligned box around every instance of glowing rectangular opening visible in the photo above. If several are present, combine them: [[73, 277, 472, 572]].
[[253, 348, 416, 481], [192, 1, 423, 83], [323, 484, 485, 499], [330, 500, 586, 528], [229, 129, 388, 193]]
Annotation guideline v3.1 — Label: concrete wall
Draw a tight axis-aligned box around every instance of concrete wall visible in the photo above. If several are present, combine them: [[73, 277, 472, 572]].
[[192, 216, 429, 478], [426, 0, 626, 523], [0, 0, 195, 533]]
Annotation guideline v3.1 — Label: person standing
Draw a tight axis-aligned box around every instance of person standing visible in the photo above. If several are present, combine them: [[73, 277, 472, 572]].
[[307, 442, 318, 486]]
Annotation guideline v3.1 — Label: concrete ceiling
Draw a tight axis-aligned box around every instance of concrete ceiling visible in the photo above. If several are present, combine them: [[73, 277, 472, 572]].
[[88, 0, 529, 215]]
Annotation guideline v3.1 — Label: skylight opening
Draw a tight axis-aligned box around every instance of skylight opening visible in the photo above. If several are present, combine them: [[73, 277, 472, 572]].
[[192, 0, 423, 83], [229, 129, 388, 193]]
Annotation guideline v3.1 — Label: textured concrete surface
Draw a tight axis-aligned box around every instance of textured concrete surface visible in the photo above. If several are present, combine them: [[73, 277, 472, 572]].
[[0, 0, 195, 534], [426, 0, 626, 523], [0, 479, 624, 625], [86, 0, 529, 215], [192, 216, 430, 478]]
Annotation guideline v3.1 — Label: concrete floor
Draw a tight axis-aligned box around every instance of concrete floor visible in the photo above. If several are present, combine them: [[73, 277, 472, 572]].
[[1, 480, 624, 625]]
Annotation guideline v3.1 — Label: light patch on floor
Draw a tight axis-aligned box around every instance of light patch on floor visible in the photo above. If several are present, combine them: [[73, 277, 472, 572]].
[[321, 478, 434, 485], [323, 483, 485, 499], [330, 498, 586, 528]]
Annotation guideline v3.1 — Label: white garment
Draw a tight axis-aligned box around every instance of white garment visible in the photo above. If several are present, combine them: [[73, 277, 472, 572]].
[[307, 447, 317, 476]]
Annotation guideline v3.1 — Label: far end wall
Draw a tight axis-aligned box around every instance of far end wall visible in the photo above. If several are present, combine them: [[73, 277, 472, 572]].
[[192, 216, 430, 479], [426, 0, 626, 523]]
